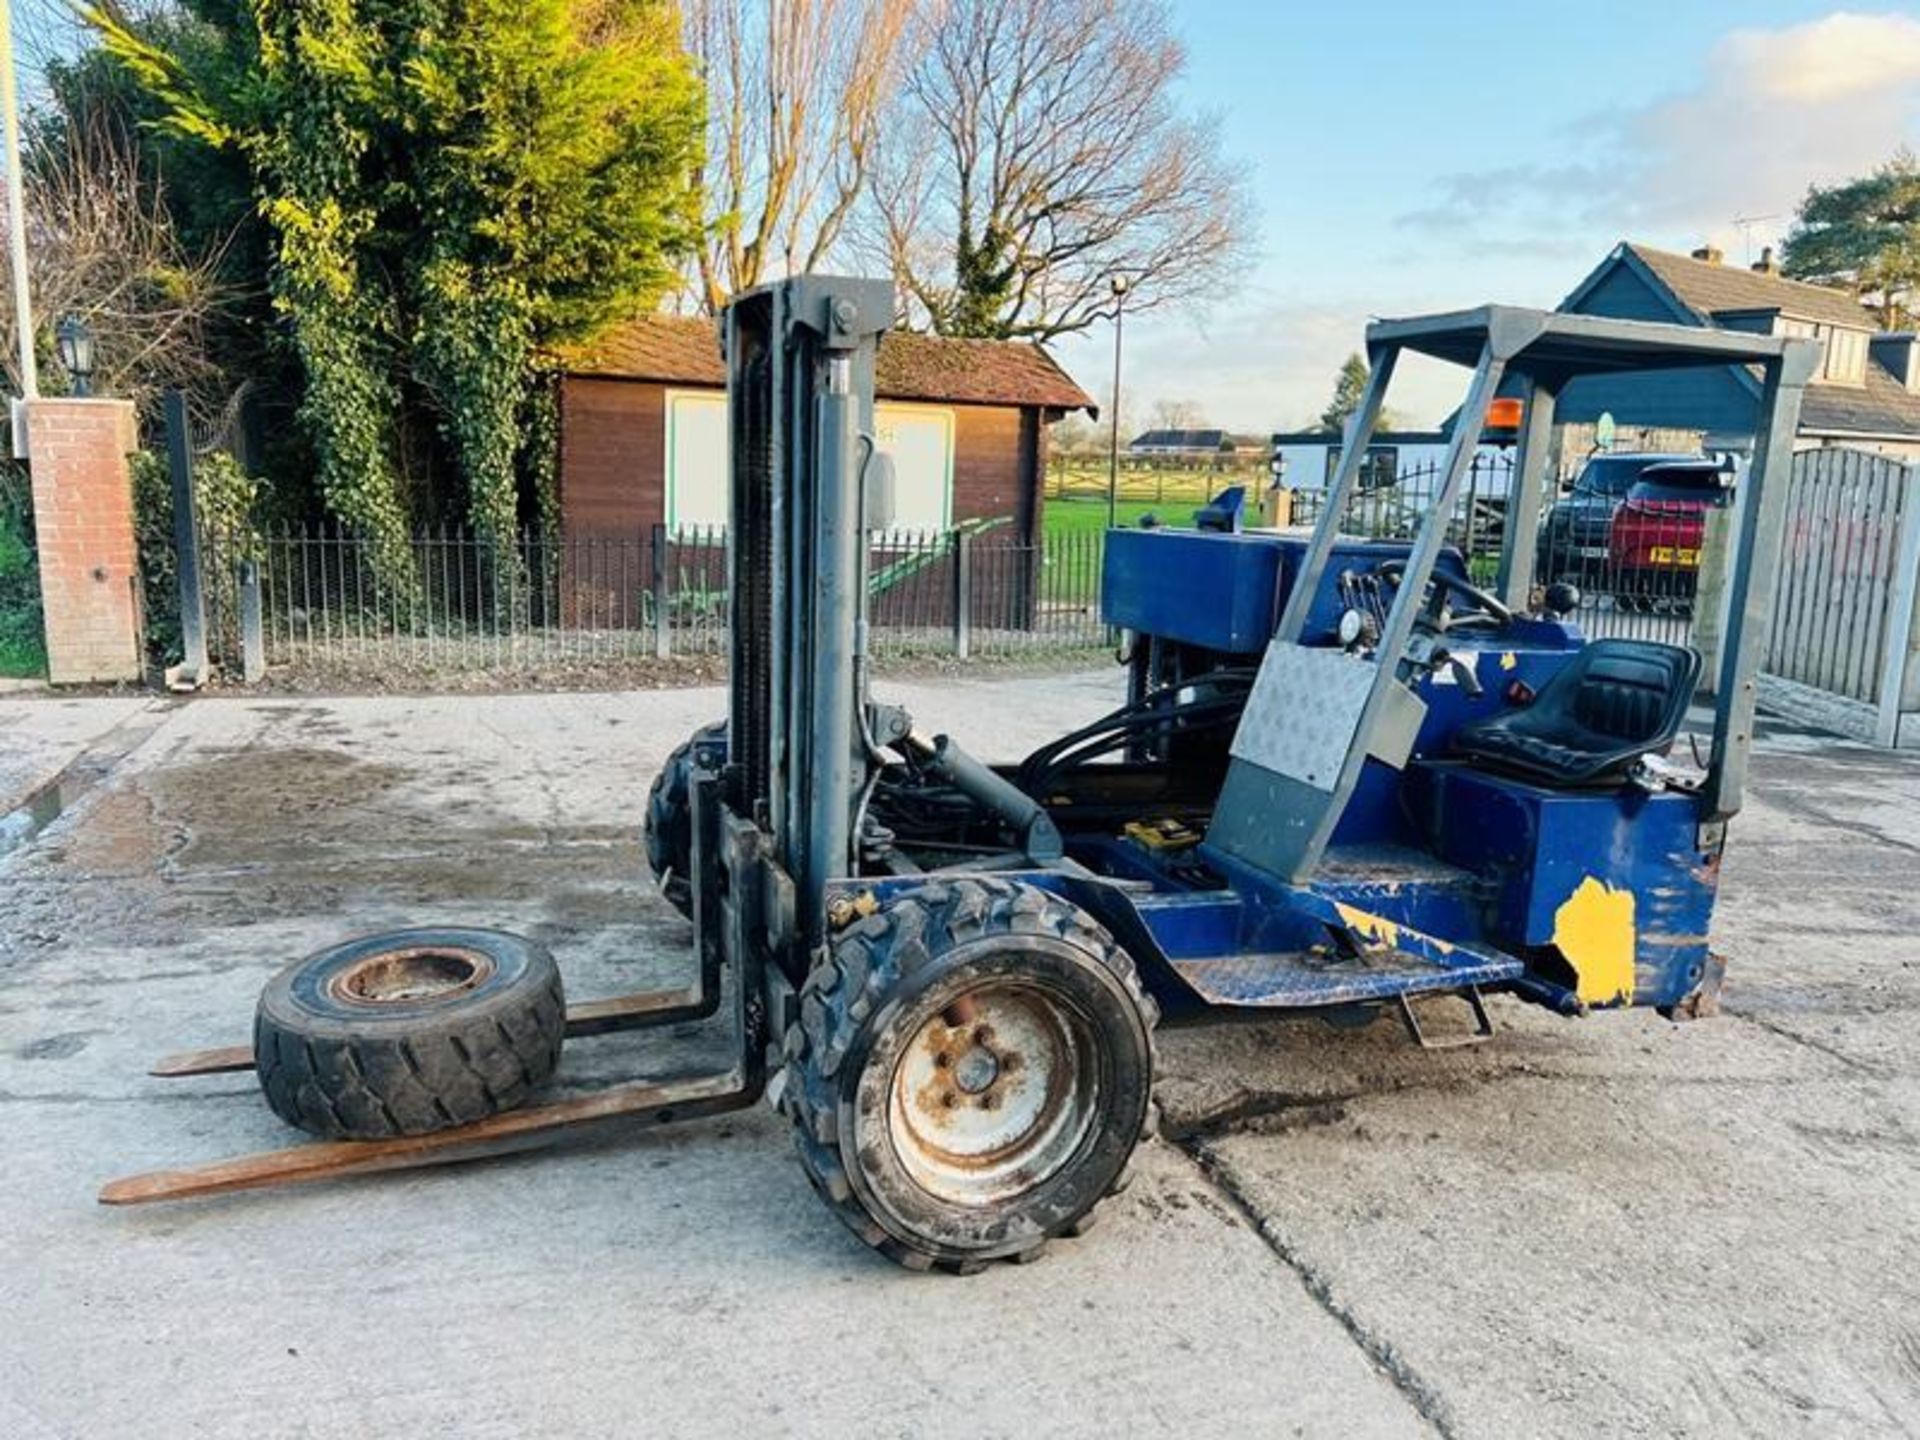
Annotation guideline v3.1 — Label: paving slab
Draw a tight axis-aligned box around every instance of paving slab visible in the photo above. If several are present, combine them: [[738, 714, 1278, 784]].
[[0, 696, 158, 815], [0, 674, 1427, 1440], [1, 674, 1916, 1438], [1170, 727, 1920, 1440]]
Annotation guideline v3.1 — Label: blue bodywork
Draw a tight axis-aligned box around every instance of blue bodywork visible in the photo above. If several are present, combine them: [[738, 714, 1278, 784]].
[[1103, 528, 1476, 654], [835, 525, 1720, 1024]]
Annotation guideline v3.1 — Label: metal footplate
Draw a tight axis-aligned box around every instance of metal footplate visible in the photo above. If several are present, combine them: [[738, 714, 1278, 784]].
[[1168, 885, 1525, 1011], [1170, 950, 1521, 1009]]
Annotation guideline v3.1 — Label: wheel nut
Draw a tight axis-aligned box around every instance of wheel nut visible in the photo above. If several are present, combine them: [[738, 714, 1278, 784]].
[[941, 1092, 958, 1109], [932, 1052, 951, 1069], [974, 1025, 994, 1045]]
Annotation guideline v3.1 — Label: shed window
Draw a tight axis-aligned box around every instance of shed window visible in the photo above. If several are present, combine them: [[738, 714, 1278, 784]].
[[665, 391, 954, 532], [872, 404, 955, 532], [665, 391, 729, 530], [1324, 446, 1399, 488]]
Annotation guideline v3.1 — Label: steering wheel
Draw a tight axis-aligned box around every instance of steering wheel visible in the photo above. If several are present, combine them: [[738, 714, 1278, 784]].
[[1374, 560, 1513, 631]]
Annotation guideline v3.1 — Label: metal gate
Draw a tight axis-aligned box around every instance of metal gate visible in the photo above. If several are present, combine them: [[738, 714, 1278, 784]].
[[1764, 448, 1920, 741]]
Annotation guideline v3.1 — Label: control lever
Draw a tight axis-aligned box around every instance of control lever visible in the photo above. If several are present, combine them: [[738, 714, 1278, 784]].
[[1438, 651, 1482, 698]]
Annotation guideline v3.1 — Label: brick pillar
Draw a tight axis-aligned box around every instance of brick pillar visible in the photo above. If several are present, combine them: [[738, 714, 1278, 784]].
[[26, 398, 143, 684]]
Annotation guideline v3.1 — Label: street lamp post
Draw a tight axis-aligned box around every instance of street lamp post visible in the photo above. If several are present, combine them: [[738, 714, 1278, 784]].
[[56, 314, 93, 397], [1106, 274, 1129, 531], [0, 0, 33, 406]]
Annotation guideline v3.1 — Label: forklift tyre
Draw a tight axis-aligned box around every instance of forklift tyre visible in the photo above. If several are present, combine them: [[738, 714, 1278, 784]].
[[781, 878, 1158, 1273], [254, 927, 566, 1140], [644, 721, 727, 919]]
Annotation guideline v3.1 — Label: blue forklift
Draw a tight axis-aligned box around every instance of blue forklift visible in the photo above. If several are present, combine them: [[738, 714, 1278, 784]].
[[107, 281, 1818, 1276]]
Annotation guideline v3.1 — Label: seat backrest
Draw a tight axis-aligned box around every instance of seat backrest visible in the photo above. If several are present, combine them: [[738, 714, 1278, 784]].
[[1570, 645, 1696, 742]]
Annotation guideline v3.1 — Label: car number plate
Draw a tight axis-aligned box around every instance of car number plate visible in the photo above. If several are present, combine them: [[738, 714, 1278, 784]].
[[1575, 545, 1608, 559], [1648, 546, 1699, 565]]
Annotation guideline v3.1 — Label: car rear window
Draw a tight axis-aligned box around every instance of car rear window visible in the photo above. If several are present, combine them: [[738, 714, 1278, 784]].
[[1576, 456, 1666, 496], [1630, 467, 1733, 504]]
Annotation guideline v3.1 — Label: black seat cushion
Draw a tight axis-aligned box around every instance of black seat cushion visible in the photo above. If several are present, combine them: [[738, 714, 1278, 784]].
[[1454, 639, 1702, 787]]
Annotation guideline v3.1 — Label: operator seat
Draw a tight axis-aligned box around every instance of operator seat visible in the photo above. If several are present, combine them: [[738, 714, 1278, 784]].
[[1453, 639, 1701, 787]]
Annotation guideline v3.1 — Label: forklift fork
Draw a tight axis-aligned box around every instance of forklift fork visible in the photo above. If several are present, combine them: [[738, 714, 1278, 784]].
[[101, 771, 775, 1207]]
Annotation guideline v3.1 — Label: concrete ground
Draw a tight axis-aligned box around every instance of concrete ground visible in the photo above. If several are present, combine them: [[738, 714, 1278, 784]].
[[0, 671, 1915, 1439], [0, 694, 156, 819]]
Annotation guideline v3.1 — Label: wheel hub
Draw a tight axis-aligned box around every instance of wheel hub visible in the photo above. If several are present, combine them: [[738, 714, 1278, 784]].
[[885, 984, 1099, 1207], [328, 946, 495, 1006]]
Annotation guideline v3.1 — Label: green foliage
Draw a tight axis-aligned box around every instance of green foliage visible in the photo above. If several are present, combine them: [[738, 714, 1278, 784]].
[[132, 448, 262, 666], [0, 465, 46, 679], [950, 219, 1020, 340], [90, 0, 703, 579], [1316, 352, 1405, 436], [1782, 151, 1920, 327], [42, 21, 257, 271], [519, 365, 563, 540], [1320, 353, 1370, 434]]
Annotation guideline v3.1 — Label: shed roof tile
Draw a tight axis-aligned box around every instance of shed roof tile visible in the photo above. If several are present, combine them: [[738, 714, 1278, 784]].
[[559, 314, 1095, 412]]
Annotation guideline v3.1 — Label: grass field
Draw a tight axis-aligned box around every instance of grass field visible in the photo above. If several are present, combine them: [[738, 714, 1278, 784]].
[[1042, 495, 1170, 538], [1041, 461, 1266, 543]]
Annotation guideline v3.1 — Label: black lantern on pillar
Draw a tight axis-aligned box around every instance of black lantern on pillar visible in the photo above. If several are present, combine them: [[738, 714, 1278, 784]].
[[56, 314, 94, 398]]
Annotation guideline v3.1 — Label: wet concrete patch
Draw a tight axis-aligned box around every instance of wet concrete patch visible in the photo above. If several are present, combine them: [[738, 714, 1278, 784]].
[[15, 1031, 95, 1061], [142, 746, 411, 868]]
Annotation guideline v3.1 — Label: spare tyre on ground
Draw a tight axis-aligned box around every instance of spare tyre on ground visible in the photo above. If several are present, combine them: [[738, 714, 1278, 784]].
[[254, 926, 566, 1140]]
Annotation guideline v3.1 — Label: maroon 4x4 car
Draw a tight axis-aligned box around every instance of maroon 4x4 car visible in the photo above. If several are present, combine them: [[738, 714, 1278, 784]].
[[1607, 459, 1736, 603]]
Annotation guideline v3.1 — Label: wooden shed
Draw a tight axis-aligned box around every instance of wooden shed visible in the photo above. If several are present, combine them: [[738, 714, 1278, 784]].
[[556, 315, 1095, 545]]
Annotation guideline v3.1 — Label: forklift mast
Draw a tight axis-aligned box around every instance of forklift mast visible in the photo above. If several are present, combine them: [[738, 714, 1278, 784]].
[[722, 279, 894, 957]]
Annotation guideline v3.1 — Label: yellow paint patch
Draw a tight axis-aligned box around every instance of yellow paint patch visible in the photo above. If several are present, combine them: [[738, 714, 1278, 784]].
[[1553, 877, 1637, 1006], [1499, 651, 1517, 671], [1334, 902, 1401, 951]]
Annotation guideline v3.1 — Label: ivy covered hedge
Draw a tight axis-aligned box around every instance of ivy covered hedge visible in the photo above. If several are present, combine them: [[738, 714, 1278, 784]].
[[132, 448, 260, 668], [90, 0, 703, 587], [0, 466, 45, 679]]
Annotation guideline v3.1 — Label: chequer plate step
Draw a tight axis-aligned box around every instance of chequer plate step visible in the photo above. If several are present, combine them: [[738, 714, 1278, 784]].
[[1171, 948, 1522, 1008]]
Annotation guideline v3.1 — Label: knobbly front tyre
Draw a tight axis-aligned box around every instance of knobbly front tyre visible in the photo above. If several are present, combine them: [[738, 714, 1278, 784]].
[[780, 878, 1158, 1273]]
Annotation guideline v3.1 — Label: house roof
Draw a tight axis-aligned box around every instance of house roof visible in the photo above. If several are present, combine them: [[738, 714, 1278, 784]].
[[559, 314, 1096, 414], [1800, 357, 1920, 439], [1622, 244, 1875, 331], [1558, 243, 1920, 439], [1270, 429, 1452, 446], [1129, 428, 1226, 450]]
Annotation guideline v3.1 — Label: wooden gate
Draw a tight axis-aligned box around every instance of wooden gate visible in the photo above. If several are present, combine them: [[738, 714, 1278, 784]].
[[1764, 448, 1920, 744]]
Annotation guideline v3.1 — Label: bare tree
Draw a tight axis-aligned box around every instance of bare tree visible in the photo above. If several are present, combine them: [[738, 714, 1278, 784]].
[[867, 0, 1248, 342], [0, 109, 231, 410], [1149, 398, 1206, 431], [684, 0, 922, 312]]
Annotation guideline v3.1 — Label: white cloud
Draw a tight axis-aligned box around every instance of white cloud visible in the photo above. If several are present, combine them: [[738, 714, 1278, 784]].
[[1400, 10, 1920, 258], [1053, 295, 1484, 434], [1725, 11, 1920, 102], [1108, 11, 1920, 430]]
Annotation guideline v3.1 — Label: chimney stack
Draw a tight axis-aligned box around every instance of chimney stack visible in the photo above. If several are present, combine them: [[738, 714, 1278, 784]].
[[1690, 244, 1724, 264], [1752, 246, 1780, 276]]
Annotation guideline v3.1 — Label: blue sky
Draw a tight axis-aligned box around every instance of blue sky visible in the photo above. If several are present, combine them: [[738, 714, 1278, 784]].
[[1051, 3, 1920, 432]]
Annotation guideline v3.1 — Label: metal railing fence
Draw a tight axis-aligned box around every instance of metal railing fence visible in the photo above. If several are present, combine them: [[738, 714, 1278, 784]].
[[183, 522, 1111, 679], [1287, 452, 1715, 649]]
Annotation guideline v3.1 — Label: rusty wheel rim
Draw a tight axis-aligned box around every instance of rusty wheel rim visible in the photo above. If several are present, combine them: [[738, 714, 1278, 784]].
[[327, 946, 496, 1007], [885, 984, 1098, 1207]]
